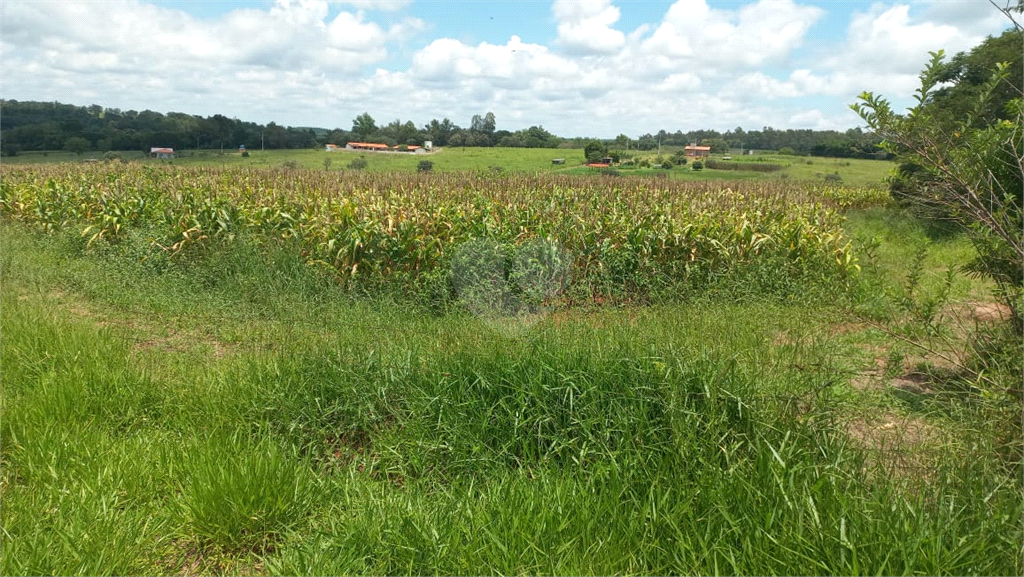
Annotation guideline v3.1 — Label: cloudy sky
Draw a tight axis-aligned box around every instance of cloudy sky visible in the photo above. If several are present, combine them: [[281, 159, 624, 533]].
[[1, 0, 1015, 137]]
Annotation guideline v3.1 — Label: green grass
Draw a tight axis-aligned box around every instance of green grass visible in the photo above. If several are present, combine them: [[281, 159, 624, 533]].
[[1, 211, 1020, 575], [3, 147, 895, 186]]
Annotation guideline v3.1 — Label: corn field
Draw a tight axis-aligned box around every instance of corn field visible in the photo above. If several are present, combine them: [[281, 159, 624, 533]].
[[0, 164, 889, 302]]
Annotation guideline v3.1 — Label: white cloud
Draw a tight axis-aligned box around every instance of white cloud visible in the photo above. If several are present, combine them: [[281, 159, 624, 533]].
[[640, 0, 824, 72], [552, 0, 626, 55], [0, 0, 1016, 137], [332, 0, 411, 12]]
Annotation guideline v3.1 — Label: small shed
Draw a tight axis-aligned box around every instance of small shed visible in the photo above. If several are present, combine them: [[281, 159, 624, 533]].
[[149, 147, 174, 159]]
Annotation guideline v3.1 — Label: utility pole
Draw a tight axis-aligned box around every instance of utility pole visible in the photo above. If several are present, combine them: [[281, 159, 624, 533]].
[[261, 132, 265, 151]]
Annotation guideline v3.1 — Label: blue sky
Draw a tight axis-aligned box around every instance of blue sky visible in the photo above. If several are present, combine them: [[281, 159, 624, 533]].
[[1, 1, 1015, 137]]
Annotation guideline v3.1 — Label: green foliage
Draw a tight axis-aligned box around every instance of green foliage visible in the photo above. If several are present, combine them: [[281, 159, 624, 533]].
[[583, 140, 608, 163], [691, 160, 703, 171], [351, 112, 377, 138], [852, 45, 1024, 332], [184, 437, 315, 551], [778, 147, 799, 156], [0, 165, 873, 306], [930, 29, 1024, 127], [704, 136, 730, 154], [417, 159, 434, 172], [63, 136, 90, 155], [349, 156, 368, 170], [3, 223, 1023, 575]]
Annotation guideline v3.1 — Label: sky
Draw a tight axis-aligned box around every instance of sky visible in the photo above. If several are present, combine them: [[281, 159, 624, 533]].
[[0, 0, 1016, 138]]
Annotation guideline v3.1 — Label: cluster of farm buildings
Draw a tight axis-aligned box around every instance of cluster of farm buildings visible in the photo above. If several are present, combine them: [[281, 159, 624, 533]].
[[146, 142, 712, 164], [325, 141, 433, 154]]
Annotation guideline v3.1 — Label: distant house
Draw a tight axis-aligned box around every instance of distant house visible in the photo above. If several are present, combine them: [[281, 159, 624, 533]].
[[149, 147, 174, 159], [346, 142, 390, 151], [393, 145, 426, 154], [325, 144, 340, 152], [684, 145, 711, 158]]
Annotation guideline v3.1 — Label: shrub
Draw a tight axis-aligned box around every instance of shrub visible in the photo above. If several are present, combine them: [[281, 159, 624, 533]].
[[242, 151, 250, 157], [778, 147, 799, 156], [691, 161, 703, 171], [824, 172, 843, 182], [349, 157, 368, 170], [417, 160, 434, 172], [661, 161, 673, 170]]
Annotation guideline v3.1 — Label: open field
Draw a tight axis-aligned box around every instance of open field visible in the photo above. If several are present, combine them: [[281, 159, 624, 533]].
[[1, 162, 1020, 575], [2, 147, 896, 187]]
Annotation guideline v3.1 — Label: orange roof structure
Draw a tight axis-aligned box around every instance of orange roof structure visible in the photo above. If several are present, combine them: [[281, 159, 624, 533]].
[[347, 142, 390, 149]]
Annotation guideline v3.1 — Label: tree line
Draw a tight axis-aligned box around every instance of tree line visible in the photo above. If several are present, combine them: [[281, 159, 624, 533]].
[[1, 99, 888, 159]]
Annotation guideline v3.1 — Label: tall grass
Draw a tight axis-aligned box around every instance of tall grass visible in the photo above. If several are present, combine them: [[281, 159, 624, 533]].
[[1, 198, 1020, 575]]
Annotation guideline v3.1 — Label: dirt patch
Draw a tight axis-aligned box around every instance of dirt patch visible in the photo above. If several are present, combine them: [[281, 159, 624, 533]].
[[944, 301, 1014, 325], [849, 356, 887, 391], [891, 371, 934, 395], [969, 302, 1012, 322], [36, 289, 235, 359], [845, 410, 942, 477]]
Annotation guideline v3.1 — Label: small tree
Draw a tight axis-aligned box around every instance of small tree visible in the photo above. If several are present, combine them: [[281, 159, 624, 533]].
[[584, 140, 608, 163], [852, 48, 1023, 333], [64, 136, 90, 155]]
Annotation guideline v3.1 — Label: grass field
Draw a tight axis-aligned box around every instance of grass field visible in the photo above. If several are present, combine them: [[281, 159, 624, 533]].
[[1, 159, 1020, 575], [2, 146, 895, 187]]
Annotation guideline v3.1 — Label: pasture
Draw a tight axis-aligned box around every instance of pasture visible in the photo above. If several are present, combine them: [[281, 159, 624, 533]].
[[2, 146, 896, 187], [0, 158, 1019, 575]]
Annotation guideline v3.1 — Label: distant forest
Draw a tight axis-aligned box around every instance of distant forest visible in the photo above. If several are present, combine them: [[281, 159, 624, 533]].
[[0, 99, 888, 159]]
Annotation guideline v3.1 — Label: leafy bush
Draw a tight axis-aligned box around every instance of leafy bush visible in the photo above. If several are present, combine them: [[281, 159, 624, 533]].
[[853, 49, 1023, 333], [417, 160, 434, 172], [349, 157, 368, 170], [824, 172, 843, 182], [691, 161, 703, 171], [584, 140, 608, 163]]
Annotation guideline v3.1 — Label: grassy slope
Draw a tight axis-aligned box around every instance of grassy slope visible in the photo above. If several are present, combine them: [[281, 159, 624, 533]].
[[1, 208, 1020, 575]]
